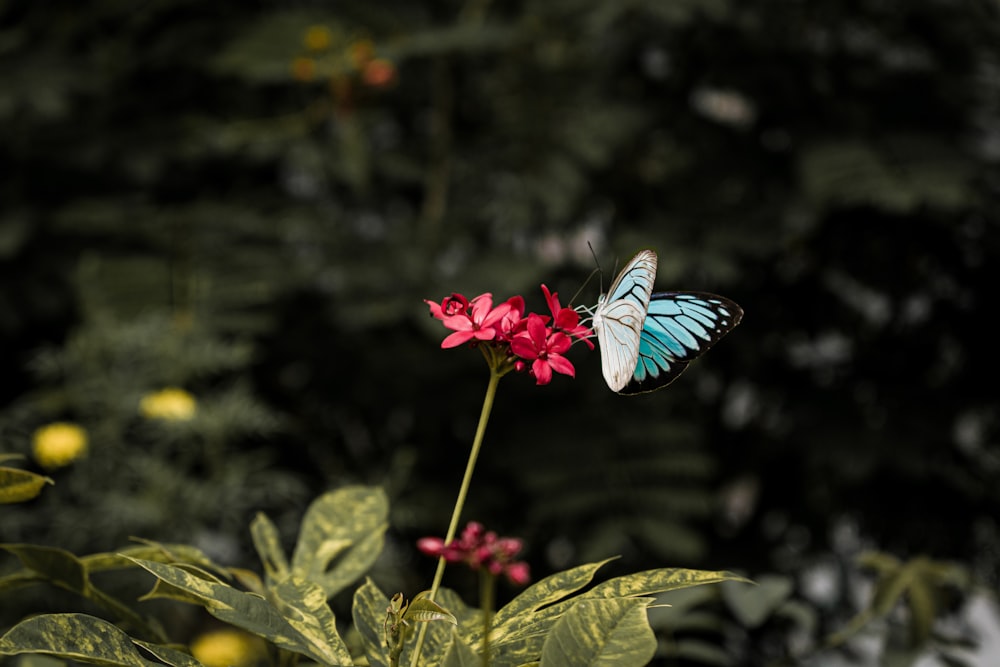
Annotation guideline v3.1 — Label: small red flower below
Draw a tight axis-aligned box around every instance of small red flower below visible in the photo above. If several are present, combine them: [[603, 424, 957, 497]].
[[417, 521, 531, 586]]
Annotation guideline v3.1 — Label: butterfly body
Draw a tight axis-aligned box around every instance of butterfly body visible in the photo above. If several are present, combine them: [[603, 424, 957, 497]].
[[590, 249, 743, 394]]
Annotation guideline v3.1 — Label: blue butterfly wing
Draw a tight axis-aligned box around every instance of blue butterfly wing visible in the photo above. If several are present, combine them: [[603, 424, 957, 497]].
[[619, 292, 743, 395]]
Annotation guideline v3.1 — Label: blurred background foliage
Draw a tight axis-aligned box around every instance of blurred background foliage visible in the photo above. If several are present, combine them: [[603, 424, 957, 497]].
[[2, 0, 999, 664]]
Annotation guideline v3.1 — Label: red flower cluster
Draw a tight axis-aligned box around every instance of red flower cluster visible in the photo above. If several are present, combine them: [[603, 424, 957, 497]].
[[425, 285, 593, 385], [417, 521, 531, 586]]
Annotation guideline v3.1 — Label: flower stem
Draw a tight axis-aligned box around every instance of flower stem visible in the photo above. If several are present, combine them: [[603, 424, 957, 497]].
[[479, 570, 496, 666], [409, 366, 503, 666]]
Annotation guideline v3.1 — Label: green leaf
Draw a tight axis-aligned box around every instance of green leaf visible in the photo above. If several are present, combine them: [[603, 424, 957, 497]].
[[493, 559, 614, 630], [870, 566, 913, 617], [489, 560, 615, 666], [440, 630, 480, 667], [405, 597, 458, 626], [906, 577, 936, 646], [351, 580, 473, 667], [721, 575, 793, 628], [269, 576, 353, 666], [0, 569, 43, 595], [121, 539, 230, 576], [251, 512, 289, 584], [668, 639, 734, 666], [539, 598, 656, 667], [78, 544, 196, 574], [0, 613, 149, 667], [291, 485, 388, 598], [351, 579, 391, 667], [12, 655, 67, 667], [0, 544, 87, 593], [131, 641, 203, 667], [0, 467, 53, 503], [0, 544, 167, 642], [584, 568, 752, 600], [127, 557, 350, 665]]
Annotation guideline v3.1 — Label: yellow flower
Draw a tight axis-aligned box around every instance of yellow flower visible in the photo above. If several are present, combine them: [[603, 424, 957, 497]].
[[32, 422, 88, 469], [290, 56, 317, 82], [140, 387, 197, 421], [190, 629, 263, 667], [303, 25, 332, 52]]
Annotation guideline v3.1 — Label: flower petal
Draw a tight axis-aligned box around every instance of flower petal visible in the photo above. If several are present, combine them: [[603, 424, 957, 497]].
[[541, 284, 561, 319], [547, 331, 573, 354], [469, 293, 495, 323], [425, 299, 444, 320], [526, 313, 549, 344], [442, 314, 474, 332], [547, 354, 576, 378], [532, 358, 554, 385], [510, 334, 538, 359], [480, 302, 513, 328], [441, 330, 475, 348], [417, 537, 446, 556]]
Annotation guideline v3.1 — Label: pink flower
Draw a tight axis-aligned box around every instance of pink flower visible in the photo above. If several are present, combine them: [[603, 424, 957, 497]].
[[425, 293, 469, 320], [439, 294, 512, 349], [541, 284, 595, 350], [496, 295, 526, 340], [425, 285, 591, 385], [418, 521, 531, 586], [510, 314, 575, 385], [505, 561, 531, 586]]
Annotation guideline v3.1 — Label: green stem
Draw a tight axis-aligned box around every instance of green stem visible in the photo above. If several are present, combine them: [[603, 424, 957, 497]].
[[409, 366, 503, 667], [479, 570, 496, 666]]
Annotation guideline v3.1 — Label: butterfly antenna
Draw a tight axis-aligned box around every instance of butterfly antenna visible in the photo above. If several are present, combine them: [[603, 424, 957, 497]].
[[568, 267, 601, 307], [587, 241, 604, 294]]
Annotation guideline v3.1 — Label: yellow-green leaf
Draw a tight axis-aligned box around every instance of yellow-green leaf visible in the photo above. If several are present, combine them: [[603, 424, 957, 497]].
[[493, 559, 614, 630], [0, 544, 87, 594], [88, 540, 225, 575], [128, 557, 349, 665], [291, 485, 389, 598], [906, 577, 936, 646], [0, 467, 53, 503], [870, 567, 913, 617], [351, 578, 391, 667], [132, 640, 203, 667], [721, 575, 792, 628], [404, 598, 458, 626], [269, 576, 353, 666], [251, 512, 289, 584], [440, 631, 480, 667], [0, 613, 147, 667], [585, 568, 752, 600], [489, 560, 615, 664], [540, 598, 655, 667]]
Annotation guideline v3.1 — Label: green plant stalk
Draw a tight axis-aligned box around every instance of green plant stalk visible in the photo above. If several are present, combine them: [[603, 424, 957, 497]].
[[479, 570, 496, 666], [409, 361, 504, 666]]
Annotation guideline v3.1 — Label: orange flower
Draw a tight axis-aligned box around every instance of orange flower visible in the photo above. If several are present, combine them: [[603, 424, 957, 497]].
[[290, 57, 316, 82], [348, 39, 375, 68], [361, 58, 397, 88]]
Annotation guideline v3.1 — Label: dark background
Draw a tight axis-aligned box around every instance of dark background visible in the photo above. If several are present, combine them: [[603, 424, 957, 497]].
[[2, 0, 999, 664]]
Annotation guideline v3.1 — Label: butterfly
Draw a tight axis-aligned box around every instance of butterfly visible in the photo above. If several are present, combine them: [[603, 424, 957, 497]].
[[590, 249, 743, 394]]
